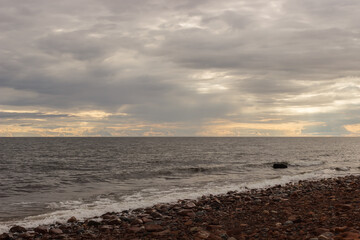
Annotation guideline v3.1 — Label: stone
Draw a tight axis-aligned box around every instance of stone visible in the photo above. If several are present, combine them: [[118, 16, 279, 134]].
[[284, 220, 293, 226], [308, 211, 316, 217], [315, 228, 330, 235], [87, 220, 101, 227], [145, 224, 163, 232], [339, 231, 360, 239], [130, 218, 143, 225], [129, 226, 144, 233], [339, 204, 352, 210], [100, 225, 112, 232], [213, 198, 221, 204], [107, 217, 122, 225], [190, 227, 200, 232], [9, 225, 26, 233], [152, 229, 171, 236], [142, 217, 153, 223], [318, 232, 334, 240], [195, 230, 210, 239], [102, 213, 115, 219], [19, 232, 32, 239], [209, 225, 222, 230], [49, 228, 63, 234], [288, 215, 298, 221], [150, 211, 163, 218], [178, 209, 196, 217], [67, 216, 77, 223], [185, 220, 193, 225], [187, 211, 196, 218], [334, 226, 347, 233], [34, 226, 48, 234], [0, 233, 10, 240], [273, 163, 288, 169], [196, 211, 205, 216], [185, 202, 196, 208]]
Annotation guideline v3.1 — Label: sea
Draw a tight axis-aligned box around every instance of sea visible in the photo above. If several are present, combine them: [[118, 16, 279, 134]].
[[0, 137, 359, 233]]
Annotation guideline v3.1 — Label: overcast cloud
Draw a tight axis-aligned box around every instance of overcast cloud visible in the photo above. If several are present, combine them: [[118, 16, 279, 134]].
[[1, 0, 360, 136]]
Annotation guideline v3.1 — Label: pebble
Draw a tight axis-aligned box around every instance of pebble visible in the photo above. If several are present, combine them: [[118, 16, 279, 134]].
[[128, 226, 144, 233], [284, 220, 293, 225], [67, 216, 77, 223], [185, 202, 196, 208], [0, 233, 10, 240], [318, 232, 334, 240], [34, 226, 48, 234], [9, 225, 26, 233], [49, 228, 63, 234], [87, 219, 101, 227], [145, 224, 163, 232], [195, 230, 210, 239], [107, 217, 122, 225]]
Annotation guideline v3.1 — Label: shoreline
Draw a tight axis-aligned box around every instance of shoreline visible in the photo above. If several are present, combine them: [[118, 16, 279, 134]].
[[0, 170, 344, 233], [1, 175, 360, 239]]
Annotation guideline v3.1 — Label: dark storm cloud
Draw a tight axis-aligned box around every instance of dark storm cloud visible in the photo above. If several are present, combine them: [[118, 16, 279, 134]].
[[237, 79, 310, 95], [156, 27, 360, 78], [126, 96, 233, 123], [1, 0, 360, 135], [38, 32, 111, 61], [0, 112, 69, 119]]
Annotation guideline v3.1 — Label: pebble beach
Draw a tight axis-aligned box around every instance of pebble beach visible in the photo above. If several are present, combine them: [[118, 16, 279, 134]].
[[2, 175, 360, 240]]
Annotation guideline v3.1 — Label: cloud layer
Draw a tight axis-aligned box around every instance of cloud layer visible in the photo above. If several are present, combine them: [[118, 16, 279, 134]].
[[1, 0, 360, 136]]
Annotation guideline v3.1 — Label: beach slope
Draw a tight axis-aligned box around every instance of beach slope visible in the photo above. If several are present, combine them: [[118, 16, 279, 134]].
[[2, 175, 360, 239]]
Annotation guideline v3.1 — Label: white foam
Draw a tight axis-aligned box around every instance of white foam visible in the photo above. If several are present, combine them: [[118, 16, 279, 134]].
[[0, 169, 357, 234], [46, 200, 84, 209]]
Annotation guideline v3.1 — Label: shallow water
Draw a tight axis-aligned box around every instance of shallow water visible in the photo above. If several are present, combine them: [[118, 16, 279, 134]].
[[0, 137, 359, 232]]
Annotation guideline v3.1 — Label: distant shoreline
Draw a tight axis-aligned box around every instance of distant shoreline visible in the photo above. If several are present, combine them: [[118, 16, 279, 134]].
[[2, 175, 360, 239]]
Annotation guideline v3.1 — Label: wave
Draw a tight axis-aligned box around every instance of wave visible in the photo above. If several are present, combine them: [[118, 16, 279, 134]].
[[238, 159, 325, 169], [289, 160, 325, 167], [166, 165, 230, 175]]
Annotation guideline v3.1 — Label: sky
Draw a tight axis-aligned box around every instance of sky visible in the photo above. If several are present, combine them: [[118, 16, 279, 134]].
[[1, 0, 360, 137]]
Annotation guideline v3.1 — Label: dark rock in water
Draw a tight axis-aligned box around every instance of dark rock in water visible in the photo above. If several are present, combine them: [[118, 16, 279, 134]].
[[9, 225, 26, 233], [335, 167, 349, 171], [273, 163, 288, 169]]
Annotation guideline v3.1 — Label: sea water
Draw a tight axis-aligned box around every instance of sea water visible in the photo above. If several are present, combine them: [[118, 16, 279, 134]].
[[0, 137, 359, 233]]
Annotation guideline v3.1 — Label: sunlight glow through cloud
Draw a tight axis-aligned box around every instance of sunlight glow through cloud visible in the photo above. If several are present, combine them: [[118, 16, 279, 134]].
[[1, 0, 360, 136]]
